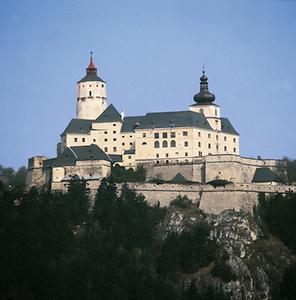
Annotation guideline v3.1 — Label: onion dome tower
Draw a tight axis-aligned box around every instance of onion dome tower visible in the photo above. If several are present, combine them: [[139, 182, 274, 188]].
[[193, 70, 216, 104], [189, 68, 221, 131], [76, 52, 108, 120]]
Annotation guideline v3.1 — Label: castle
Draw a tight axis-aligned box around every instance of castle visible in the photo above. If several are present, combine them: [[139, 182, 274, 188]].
[[26, 55, 294, 213]]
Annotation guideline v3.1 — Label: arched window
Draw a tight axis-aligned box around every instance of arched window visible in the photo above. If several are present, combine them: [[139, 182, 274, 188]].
[[162, 140, 168, 148], [142, 142, 147, 145], [170, 140, 176, 147], [89, 91, 92, 96], [154, 141, 160, 148]]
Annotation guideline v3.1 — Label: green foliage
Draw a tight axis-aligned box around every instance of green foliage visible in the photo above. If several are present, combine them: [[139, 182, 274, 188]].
[[110, 164, 146, 182], [0, 165, 27, 187], [255, 192, 296, 254], [66, 177, 90, 225], [157, 223, 216, 275], [279, 264, 296, 300], [0, 179, 224, 300], [170, 195, 192, 209], [207, 179, 232, 188], [211, 260, 237, 283]]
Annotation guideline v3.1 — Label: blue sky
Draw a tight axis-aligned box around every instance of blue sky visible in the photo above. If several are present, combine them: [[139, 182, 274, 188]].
[[0, 0, 295, 169]]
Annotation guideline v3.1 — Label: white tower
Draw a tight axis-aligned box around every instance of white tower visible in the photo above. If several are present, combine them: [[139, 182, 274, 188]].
[[76, 53, 108, 120]]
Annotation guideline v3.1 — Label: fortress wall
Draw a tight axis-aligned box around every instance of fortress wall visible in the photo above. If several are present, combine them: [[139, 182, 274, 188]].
[[50, 179, 296, 215], [143, 162, 203, 182], [26, 167, 51, 187]]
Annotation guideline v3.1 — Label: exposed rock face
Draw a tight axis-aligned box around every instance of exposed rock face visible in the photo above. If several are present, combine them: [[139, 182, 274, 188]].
[[159, 205, 295, 300]]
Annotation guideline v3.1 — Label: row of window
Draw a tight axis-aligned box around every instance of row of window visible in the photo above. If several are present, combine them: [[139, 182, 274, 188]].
[[81, 84, 105, 88], [150, 131, 236, 142]]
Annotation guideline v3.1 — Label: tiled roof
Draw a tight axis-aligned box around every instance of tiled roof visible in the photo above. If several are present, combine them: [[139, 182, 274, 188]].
[[221, 118, 239, 135], [121, 116, 145, 132], [252, 167, 281, 183], [95, 104, 122, 123], [136, 110, 213, 130], [77, 73, 105, 83], [43, 144, 111, 167], [61, 119, 92, 136]]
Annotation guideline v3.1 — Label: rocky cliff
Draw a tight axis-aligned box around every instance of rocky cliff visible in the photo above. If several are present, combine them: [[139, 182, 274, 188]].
[[158, 205, 295, 300]]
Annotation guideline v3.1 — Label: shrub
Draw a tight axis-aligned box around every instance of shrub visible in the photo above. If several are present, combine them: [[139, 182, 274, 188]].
[[170, 195, 192, 209]]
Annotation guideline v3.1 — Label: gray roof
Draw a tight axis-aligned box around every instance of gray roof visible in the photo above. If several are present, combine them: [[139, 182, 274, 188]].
[[252, 167, 281, 183], [121, 116, 145, 132], [95, 104, 122, 123], [61, 119, 92, 136], [221, 118, 239, 135], [77, 73, 105, 83], [44, 144, 111, 167], [109, 154, 123, 163], [124, 149, 135, 155], [136, 110, 213, 130]]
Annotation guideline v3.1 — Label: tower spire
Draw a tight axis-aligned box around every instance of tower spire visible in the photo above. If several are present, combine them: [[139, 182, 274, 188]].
[[87, 51, 97, 74]]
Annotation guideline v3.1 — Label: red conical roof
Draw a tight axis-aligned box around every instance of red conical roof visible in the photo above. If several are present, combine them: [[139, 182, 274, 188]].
[[86, 52, 96, 73]]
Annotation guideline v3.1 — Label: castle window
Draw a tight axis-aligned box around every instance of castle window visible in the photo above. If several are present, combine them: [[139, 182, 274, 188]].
[[129, 135, 132, 138], [184, 141, 188, 147], [113, 147, 117, 152], [163, 132, 168, 138], [154, 133, 159, 139], [104, 131, 108, 134], [128, 155, 132, 159], [224, 146, 227, 151], [113, 138, 116, 141], [156, 160, 160, 164], [156, 153, 159, 158], [89, 91, 92, 96], [198, 151, 202, 157], [122, 142, 125, 146], [198, 132, 201, 137], [216, 135, 219, 140], [215, 109, 217, 116], [154, 141, 160, 148], [234, 147, 236, 153], [171, 132, 176, 138], [122, 135, 125, 138], [185, 152, 188, 157], [96, 85, 98, 87], [208, 133, 211, 138], [170, 140, 176, 147], [113, 131, 116, 134], [224, 136, 227, 141], [102, 84, 104, 87], [162, 140, 168, 148], [198, 142, 201, 147], [93, 139, 96, 142], [166, 160, 169, 164], [142, 142, 147, 145], [216, 145, 219, 150], [104, 147, 108, 152], [104, 138, 108, 142], [183, 131, 188, 136], [82, 138, 85, 142], [113, 124, 116, 127], [208, 143, 211, 149], [233, 138, 236, 143], [89, 85, 91, 87], [166, 153, 169, 157], [143, 133, 146, 137], [129, 142, 133, 146], [74, 138, 78, 142]]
